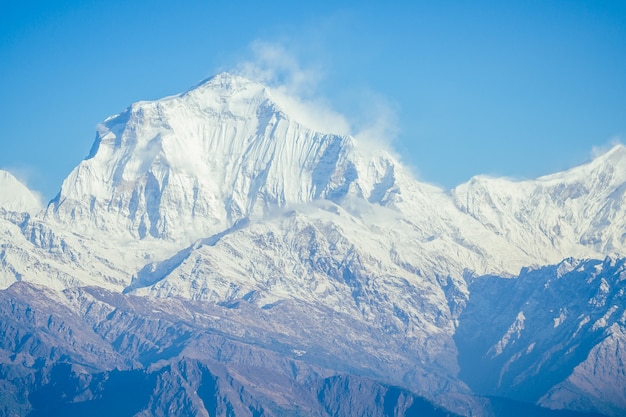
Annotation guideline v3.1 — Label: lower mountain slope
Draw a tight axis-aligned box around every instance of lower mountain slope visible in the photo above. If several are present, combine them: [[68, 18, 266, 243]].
[[0, 281, 466, 417], [1, 276, 616, 417], [455, 257, 626, 417]]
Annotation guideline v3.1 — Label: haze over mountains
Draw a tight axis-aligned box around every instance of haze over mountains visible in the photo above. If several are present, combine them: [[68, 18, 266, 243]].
[[0, 73, 624, 416]]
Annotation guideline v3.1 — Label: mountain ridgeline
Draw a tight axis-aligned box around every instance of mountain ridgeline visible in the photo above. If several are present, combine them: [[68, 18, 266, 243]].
[[1, 73, 625, 416]]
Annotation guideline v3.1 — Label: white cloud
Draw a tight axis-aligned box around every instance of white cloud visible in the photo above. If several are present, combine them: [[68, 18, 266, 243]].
[[233, 40, 400, 152], [237, 41, 320, 95], [352, 90, 400, 156], [591, 137, 624, 159], [235, 41, 350, 135]]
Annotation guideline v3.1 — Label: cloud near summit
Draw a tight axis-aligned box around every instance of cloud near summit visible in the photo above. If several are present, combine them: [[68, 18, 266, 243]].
[[234, 41, 399, 156]]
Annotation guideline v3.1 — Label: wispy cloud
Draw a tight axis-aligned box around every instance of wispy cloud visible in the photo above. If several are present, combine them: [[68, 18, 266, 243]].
[[351, 89, 400, 156], [235, 41, 350, 136], [233, 40, 400, 157], [237, 41, 321, 96], [590, 137, 624, 158]]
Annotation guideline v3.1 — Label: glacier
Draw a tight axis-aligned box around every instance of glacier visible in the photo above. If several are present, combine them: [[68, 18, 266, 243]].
[[0, 72, 625, 416]]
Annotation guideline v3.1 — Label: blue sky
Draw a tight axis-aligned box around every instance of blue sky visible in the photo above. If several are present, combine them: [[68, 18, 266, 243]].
[[2, 1, 625, 200]]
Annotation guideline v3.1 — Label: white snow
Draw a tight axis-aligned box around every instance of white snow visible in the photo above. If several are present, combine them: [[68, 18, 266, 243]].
[[0, 170, 42, 213], [489, 311, 526, 357]]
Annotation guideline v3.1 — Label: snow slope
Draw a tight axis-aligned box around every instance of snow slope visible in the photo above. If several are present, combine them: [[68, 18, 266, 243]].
[[0, 170, 41, 213], [451, 145, 626, 262]]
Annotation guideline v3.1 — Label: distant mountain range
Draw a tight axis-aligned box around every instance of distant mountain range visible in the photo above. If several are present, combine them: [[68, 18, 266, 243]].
[[1, 73, 624, 416]]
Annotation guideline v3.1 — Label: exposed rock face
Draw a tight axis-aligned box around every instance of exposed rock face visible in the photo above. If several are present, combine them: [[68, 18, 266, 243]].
[[0, 279, 613, 417], [538, 326, 626, 417], [0, 282, 464, 417], [455, 257, 626, 416]]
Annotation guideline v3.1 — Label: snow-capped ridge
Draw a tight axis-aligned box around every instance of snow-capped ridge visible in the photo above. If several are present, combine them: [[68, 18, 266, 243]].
[[453, 144, 626, 193], [30, 73, 626, 282], [451, 142, 626, 263], [590, 143, 626, 165], [183, 72, 267, 98], [537, 143, 626, 184]]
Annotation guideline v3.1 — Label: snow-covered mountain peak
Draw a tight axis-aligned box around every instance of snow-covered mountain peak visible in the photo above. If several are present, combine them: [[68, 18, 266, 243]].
[[451, 143, 626, 263], [537, 143, 626, 185], [45, 73, 400, 244], [592, 143, 626, 164], [177, 72, 275, 120], [584, 143, 626, 179], [0, 170, 42, 213], [185, 72, 266, 97], [38, 70, 626, 283]]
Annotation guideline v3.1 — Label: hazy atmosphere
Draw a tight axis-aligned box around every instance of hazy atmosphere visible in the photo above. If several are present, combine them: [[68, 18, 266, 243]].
[[2, 0, 625, 199]]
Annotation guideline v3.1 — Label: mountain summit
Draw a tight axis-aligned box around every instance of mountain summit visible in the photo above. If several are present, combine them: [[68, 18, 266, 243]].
[[46, 73, 399, 244]]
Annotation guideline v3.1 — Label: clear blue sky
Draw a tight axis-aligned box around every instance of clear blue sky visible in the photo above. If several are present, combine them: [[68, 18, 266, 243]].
[[2, 1, 625, 200]]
